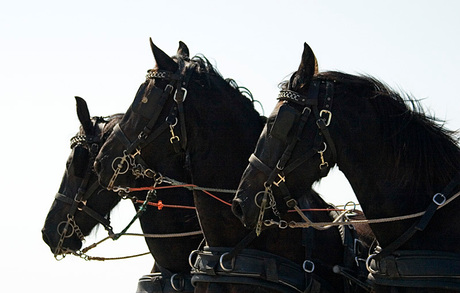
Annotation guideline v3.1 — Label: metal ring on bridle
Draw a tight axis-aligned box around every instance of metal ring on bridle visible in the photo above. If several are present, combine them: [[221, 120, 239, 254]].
[[317, 142, 327, 154], [111, 156, 130, 174], [254, 190, 272, 209], [170, 273, 185, 291], [57, 221, 75, 238], [365, 253, 378, 274], [219, 252, 236, 272], [167, 116, 178, 128], [188, 250, 200, 270]]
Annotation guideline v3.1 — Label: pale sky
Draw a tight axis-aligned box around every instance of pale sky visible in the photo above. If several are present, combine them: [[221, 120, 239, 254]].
[[1, 1, 459, 292]]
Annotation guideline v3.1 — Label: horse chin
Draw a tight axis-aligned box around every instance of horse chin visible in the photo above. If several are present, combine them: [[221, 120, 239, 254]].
[[41, 228, 83, 255]]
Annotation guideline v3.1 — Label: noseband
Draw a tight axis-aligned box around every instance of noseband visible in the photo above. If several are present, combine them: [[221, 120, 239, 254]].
[[54, 118, 114, 258], [248, 80, 337, 235], [107, 65, 195, 191]]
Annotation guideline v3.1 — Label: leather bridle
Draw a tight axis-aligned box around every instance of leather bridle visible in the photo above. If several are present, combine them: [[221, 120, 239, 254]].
[[107, 64, 195, 191], [247, 79, 337, 235], [54, 118, 114, 258]]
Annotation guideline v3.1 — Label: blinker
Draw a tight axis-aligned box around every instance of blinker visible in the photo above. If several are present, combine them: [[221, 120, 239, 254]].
[[133, 87, 164, 117], [71, 146, 89, 178], [270, 104, 299, 142]]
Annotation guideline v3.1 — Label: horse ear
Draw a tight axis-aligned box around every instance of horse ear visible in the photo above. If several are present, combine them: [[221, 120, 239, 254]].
[[177, 41, 189, 59], [149, 38, 179, 72], [291, 42, 318, 91], [75, 96, 93, 135]]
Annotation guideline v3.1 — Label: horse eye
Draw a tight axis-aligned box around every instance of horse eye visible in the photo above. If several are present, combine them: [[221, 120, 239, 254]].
[[70, 146, 90, 178]]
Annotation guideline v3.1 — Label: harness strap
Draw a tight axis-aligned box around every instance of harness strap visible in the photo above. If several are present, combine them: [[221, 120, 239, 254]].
[[191, 247, 326, 293], [249, 154, 272, 176], [126, 81, 176, 155], [376, 171, 460, 260], [369, 250, 460, 290], [174, 63, 196, 152], [55, 192, 113, 234], [113, 122, 169, 172]]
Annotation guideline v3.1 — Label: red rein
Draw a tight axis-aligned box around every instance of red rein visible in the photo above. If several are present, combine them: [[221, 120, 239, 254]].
[[130, 185, 346, 213]]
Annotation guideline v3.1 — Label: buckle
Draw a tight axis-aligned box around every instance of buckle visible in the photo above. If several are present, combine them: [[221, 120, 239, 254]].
[[319, 110, 332, 126], [303, 260, 315, 273], [285, 198, 297, 209], [174, 87, 188, 102], [164, 84, 174, 95], [433, 193, 446, 206]]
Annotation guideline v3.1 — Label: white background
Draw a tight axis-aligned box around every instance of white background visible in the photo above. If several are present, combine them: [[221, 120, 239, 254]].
[[1, 1, 459, 292]]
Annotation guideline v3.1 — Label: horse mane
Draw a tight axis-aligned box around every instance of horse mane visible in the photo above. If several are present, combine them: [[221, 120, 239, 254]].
[[318, 71, 460, 195], [180, 54, 266, 122]]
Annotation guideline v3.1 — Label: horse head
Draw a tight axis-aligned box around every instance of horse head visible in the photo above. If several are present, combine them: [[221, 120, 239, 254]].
[[42, 97, 122, 258]]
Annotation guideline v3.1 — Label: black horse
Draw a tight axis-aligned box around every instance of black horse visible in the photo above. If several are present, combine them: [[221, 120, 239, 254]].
[[94, 40, 372, 292], [233, 42, 460, 293], [42, 97, 202, 293]]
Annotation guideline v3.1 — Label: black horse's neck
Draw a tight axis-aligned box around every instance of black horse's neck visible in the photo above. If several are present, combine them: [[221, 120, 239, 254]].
[[326, 72, 460, 251], [185, 76, 265, 246]]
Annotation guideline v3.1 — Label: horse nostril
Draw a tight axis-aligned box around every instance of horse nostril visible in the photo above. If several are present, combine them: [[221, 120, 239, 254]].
[[231, 199, 244, 220]]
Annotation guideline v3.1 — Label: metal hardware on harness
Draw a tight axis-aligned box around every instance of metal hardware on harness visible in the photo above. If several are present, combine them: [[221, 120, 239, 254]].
[[255, 190, 269, 236], [433, 193, 446, 206], [317, 142, 329, 170], [273, 174, 286, 187], [366, 254, 378, 274], [303, 260, 315, 273], [278, 90, 308, 104], [170, 273, 185, 291], [264, 219, 288, 229], [174, 87, 188, 102], [188, 250, 200, 270], [319, 110, 332, 126], [219, 252, 236, 272], [169, 123, 180, 144]]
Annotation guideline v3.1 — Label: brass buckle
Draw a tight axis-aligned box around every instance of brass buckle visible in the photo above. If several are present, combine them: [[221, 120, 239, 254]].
[[319, 110, 332, 126]]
